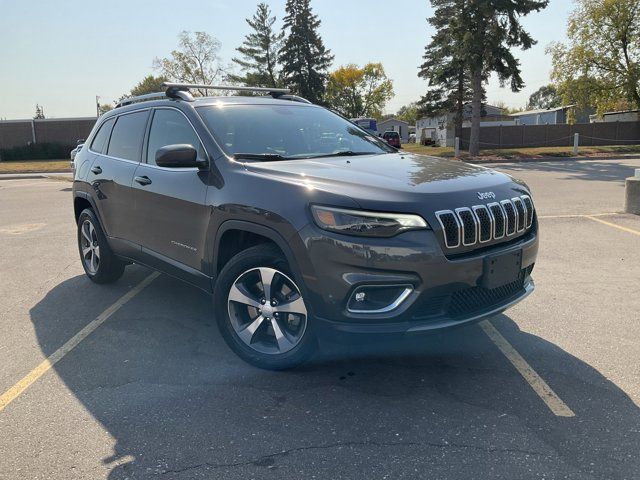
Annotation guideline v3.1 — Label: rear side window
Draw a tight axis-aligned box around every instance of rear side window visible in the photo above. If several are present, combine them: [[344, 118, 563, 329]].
[[106, 110, 148, 161], [90, 118, 114, 154], [146, 109, 202, 165]]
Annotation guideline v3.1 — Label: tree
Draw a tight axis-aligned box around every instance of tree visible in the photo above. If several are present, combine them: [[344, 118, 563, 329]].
[[549, 0, 640, 116], [280, 0, 334, 104], [325, 63, 394, 118], [527, 84, 561, 110], [229, 3, 284, 88], [418, 0, 473, 141], [463, 0, 549, 155], [98, 103, 113, 116], [396, 102, 419, 125], [33, 104, 45, 119], [130, 75, 169, 97], [153, 31, 225, 96]]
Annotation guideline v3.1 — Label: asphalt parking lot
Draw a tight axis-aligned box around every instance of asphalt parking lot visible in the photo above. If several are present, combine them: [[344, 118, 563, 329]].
[[1, 157, 639, 479]]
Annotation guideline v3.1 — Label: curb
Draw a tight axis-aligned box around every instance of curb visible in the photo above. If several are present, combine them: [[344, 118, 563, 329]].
[[0, 172, 72, 181]]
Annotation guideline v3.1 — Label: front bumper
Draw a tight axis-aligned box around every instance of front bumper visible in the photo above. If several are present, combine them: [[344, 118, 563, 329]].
[[294, 222, 538, 336]]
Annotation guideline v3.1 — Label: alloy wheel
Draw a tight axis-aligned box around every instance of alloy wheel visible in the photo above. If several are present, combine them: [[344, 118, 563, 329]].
[[227, 267, 308, 355], [80, 219, 100, 274]]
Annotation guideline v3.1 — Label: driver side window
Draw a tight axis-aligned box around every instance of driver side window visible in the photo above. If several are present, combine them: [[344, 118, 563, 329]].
[[147, 109, 203, 165]]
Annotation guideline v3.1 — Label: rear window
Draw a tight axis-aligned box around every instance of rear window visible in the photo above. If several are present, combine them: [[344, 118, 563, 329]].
[[197, 104, 393, 159], [90, 118, 114, 154], [383, 131, 399, 139], [107, 110, 148, 161]]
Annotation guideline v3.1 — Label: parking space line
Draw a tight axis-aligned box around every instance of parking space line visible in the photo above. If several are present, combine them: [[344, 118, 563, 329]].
[[538, 212, 619, 219], [0, 272, 160, 413], [586, 216, 640, 237], [480, 320, 575, 417]]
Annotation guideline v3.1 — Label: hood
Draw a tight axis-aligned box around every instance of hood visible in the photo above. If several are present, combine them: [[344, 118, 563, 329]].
[[243, 153, 529, 215]]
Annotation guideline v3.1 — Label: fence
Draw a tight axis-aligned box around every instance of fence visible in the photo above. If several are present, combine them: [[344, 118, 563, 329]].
[[0, 117, 97, 151], [458, 121, 640, 149]]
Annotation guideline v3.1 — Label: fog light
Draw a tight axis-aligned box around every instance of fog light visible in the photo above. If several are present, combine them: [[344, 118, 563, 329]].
[[347, 285, 413, 314]]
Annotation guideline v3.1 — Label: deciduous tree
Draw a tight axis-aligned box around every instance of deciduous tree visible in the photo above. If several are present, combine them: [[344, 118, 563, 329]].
[[325, 63, 394, 118], [280, 0, 333, 104], [527, 85, 561, 110], [153, 31, 225, 96], [548, 0, 640, 115]]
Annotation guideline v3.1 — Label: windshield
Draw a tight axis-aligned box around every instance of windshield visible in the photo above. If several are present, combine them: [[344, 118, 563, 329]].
[[197, 104, 394, 159]]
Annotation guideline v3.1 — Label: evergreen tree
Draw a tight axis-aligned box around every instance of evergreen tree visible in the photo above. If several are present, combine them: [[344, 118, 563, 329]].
[[463, 0, 548, 155], [229, 3, 284, 88], [418, 0, 473, 141], [280, 0, 334, 104]]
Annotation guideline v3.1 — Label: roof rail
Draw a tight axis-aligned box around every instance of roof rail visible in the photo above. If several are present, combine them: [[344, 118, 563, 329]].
[[115, 83, 311, 109], [162, 82, 292, 99]]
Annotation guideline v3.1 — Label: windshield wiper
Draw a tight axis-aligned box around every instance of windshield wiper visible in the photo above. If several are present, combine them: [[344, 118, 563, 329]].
[[306, 151, 381, 159], [233, 153, 291, 161]]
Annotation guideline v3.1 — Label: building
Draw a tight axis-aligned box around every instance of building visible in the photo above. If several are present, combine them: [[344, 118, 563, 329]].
[[590, 109, 640, 123], [508, 105, 592, 125], [416, 104, 504, 147], [376, 118, 410, 143]]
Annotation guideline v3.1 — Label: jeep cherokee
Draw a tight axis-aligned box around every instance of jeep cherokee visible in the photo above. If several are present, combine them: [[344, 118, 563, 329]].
[[72, 83, 538, 369]]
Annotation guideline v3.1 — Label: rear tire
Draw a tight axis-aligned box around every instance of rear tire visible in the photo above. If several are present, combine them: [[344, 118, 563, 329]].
[[214, 244, 316, 370], [77, 208, 125, 284]]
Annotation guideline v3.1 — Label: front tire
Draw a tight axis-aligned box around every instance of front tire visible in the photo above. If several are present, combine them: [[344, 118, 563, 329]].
[[77, 208, 125, 284], [214, 244, 316, 370]]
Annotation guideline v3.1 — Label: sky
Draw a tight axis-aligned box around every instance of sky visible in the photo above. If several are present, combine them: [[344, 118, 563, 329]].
[[0, 0, 574, 120]]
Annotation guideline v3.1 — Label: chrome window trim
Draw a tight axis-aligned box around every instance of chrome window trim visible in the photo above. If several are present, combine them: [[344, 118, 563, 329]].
[[347, 286, 414, 314], [487, 202, 506, 240], [512, 197, 526, 233], [472, 204, 492, 244], [521, 195, 534, 228], [435, 210, 461, 249], [500, 199, 516, 236], [455, 207, 478, 246]]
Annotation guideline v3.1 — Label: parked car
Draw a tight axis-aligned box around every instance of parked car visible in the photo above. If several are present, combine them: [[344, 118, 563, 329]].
[[70, 141, 84, 169], [408, 133, 416, 143], [382, 130, 401, 148], [72, 83, 538, 370]]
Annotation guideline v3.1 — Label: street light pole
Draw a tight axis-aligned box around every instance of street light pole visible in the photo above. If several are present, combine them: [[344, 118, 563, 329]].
[[96, 95, 100, 117]]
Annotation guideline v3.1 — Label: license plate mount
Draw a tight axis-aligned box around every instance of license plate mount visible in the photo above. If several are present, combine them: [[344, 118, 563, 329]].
[[482, 250, 523, 289]]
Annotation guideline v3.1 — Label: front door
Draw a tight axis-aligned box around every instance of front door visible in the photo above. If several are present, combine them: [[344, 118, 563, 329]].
[[131, 107, 211, 277]]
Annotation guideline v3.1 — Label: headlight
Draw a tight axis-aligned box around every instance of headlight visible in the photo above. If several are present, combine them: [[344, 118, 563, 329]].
[[310, 205, 429, 237]]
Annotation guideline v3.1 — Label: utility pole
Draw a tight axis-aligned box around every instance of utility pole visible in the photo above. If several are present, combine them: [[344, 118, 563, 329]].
[[96, 95, 100, 117]]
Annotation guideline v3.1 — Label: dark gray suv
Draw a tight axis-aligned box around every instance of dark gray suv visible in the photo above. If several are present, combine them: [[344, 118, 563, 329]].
[[72, 83, 538, 369]]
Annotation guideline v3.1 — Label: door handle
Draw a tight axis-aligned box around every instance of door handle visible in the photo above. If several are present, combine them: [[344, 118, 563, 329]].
[[134, 175, 152, 186], [91, 166, 102, 175]]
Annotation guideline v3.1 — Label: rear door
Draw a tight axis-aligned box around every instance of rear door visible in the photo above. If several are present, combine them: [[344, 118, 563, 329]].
[[88, 110, 149, 242], [130, 107, 210, 276]]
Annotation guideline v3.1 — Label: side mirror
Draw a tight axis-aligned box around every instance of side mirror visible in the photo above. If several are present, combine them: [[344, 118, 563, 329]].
[[77, 139, 85, 145], [155, 144, 207, 169]]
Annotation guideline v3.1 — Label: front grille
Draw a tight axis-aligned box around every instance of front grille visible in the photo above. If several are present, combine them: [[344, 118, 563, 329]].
[[436, 195, 535, 250]]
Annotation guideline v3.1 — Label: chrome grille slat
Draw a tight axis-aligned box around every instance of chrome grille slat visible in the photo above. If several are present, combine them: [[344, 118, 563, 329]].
[[487, 202, 505, 240], [455, 207, 478, 246], [512, 197, 526, 233], [437, 195, 534, 249], [500, 199, 517, 236]]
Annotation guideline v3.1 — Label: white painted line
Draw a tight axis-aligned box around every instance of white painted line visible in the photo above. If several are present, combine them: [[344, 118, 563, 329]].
[[0, 272, 160, 413], [480, 320, 575, 417]]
